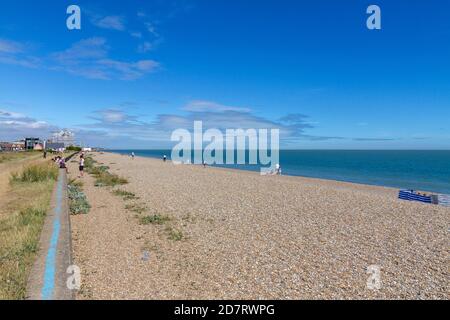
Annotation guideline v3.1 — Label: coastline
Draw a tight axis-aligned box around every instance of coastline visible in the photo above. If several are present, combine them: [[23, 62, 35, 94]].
[[107, 149, 450, 195], [68, 151, 449, 299]]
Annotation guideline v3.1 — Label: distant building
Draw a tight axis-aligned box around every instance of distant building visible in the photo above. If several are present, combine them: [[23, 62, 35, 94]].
[[51, 129, 75, 147], [82, 147, 92, 152], [0, 142, 13, 152], [25, 138, 41, 150], [46, 142, 66, 152], [33, 143, 44, 151], [12, 141, 25, 151]]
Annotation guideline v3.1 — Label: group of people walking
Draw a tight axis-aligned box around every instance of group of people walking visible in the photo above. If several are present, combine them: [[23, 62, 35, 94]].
[[50, 152, 85, 178]]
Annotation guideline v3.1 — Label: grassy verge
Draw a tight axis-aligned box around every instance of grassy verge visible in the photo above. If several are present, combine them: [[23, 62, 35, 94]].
[[0, 151, 40, 164], [0, 161, 58, 299]]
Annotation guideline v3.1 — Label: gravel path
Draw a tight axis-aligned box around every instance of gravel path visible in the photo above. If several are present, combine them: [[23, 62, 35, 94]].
[[68, 152, 449, 299]]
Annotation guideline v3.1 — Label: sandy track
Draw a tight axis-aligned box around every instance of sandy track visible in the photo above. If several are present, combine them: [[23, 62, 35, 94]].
[[68, 152, 449, 299]]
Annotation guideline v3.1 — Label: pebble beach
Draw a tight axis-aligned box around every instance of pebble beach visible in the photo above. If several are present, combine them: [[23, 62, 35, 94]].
[[68, 152, 449, 300]]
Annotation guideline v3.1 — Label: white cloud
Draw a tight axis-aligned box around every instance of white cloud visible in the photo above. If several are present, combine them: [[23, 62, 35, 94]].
[[92, 16, 126, 31], [130, 32, 143, 39], [0, 38, 24, 53], [52, 37, 108, 62], [0, 39, 41, 68], [77, 101, 321, 145], [51, 38, 159, 80], [0, 108, 57, 140]]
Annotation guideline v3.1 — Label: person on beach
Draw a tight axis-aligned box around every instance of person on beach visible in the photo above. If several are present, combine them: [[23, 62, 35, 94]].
[[131, 152, 135, 160], [43, 150, 47, 159], [59, 157, 68, 173], [163, 155, 167, 162], [275, 163, 281, 175], [79, 154, 85, 178]]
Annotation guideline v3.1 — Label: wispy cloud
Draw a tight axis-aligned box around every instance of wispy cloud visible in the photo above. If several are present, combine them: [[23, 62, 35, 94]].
[[0, 38, 24, 53], [76, 101, 335, 146], [130, 31, 143, 39], [49, 37, 159, 80], [0, 109, 57, 140], [0, 36, 159, 80], [92, 15, 126, 31], [0, 38, 41, 68]]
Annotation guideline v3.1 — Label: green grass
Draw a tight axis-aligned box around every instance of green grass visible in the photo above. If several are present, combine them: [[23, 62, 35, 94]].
[[139, 214, 171, 225], [112, 189, 138, 201], [125, 203, 147, 214], [0, 167, 56, 299], [94, 173, 128, 187], [68, 178, 83, 188], [166, 227, 183, 241], [84, 156, 127, 187], [10, 162, 58, 184]]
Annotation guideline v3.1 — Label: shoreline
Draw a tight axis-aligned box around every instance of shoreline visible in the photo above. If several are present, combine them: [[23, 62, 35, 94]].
[[105, 151, 429, 196], [106, 149, 450, 195], [68, 151, 449, 299]]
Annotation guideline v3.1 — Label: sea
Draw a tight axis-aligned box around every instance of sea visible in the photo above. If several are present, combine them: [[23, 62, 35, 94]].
[[108, 150, 450, 194]]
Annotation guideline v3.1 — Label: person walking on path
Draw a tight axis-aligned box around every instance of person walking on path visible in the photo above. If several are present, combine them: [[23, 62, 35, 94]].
[[79, 154, 85, 178]]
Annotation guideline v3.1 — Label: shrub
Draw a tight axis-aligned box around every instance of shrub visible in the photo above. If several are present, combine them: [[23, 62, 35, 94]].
[[68, 185, 90, 215], [84, 156, 127, 187], [66, 146, 82, 151], [139, 214, 171, 225], [167, 227, 183, 241], [113, 189, 138, 200], [94, 172, 128, 187], [125, 203, 147, 214]]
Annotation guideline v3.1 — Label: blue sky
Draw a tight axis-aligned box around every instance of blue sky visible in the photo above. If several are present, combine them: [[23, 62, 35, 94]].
[[0, 0, 449, 149]]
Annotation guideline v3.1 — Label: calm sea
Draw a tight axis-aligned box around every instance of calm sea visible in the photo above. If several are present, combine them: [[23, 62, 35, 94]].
[[108, 150, 450, 194]]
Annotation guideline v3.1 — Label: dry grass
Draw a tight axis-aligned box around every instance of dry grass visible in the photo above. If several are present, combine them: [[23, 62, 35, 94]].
[[0, 173, 56, 299], [10, 162, 58, 183], [0, 152, 40, 164]]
